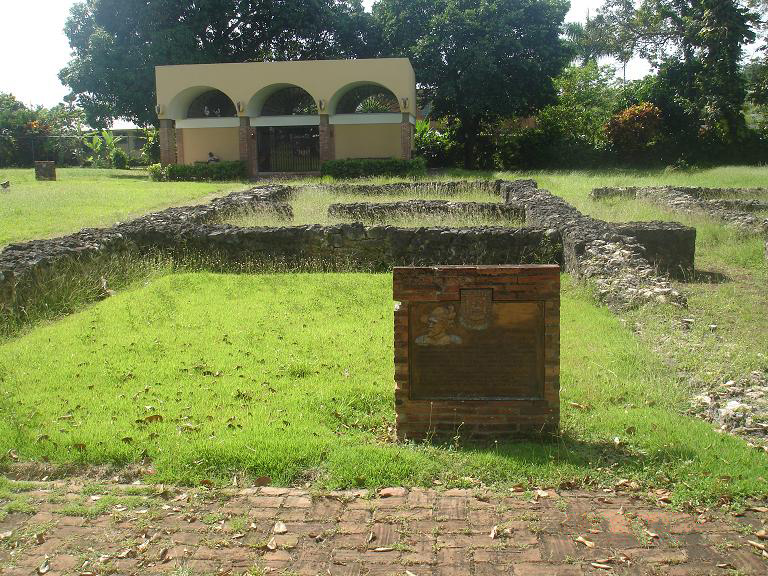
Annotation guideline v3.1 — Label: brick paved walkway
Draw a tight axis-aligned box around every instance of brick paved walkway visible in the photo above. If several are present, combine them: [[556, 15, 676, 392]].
[[1, 481, 767, 575]]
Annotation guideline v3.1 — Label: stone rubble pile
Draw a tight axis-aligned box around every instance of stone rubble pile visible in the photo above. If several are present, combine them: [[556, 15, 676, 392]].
[[692, 371, 768, 446]]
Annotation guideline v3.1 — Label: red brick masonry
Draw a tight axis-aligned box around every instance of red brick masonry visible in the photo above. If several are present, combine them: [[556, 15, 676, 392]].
[[393, 265, 560, 441], [2, 482, 766, 575]]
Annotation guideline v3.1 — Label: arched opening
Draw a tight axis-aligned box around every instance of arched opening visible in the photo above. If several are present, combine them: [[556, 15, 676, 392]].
[[166, 86, 238, 120], [247, 84, 320, 173], [247, 84, 318, 117], [332, 83, 400, 114], [261, 87, 318, 116], [187, 90, 237, 118]]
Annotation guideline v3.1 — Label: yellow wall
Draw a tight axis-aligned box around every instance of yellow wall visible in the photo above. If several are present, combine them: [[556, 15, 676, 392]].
[[156, 58, 417, 119], [181, 127, 240, 164], [334, 124, 402, 159]]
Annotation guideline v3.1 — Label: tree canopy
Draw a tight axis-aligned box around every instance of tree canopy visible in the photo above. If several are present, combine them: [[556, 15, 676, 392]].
[[60, 0, 377, 127], [374, 0, 571, 167]]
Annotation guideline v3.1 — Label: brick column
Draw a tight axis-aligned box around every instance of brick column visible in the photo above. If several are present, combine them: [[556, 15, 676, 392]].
[[319, 114, 334, 164], [159, 119, 177, 165], [249, 127, 259, 178], [239, 116, 254, 178], [175, 128, 184, 165], [401, 113, 413, 160]]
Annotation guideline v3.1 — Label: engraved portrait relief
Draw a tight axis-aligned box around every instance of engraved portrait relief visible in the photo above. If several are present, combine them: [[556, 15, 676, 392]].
[[415, 305, 463, 346]]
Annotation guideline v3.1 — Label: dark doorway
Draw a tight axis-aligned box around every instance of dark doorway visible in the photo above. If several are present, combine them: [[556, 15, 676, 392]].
[[257, 126, 320, 172]]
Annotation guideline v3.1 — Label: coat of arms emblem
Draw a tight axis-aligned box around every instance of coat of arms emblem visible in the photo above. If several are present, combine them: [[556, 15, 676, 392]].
[[459, 289, 493, 331]]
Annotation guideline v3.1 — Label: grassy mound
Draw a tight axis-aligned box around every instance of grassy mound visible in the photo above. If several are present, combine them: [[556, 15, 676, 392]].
[[0, 272, 765, 504]]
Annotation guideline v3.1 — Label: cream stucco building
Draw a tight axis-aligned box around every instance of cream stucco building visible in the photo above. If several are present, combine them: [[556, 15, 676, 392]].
[[155, 58, 417, 176]]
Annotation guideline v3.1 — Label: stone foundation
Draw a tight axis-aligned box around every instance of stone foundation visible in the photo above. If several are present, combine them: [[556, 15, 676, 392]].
[[591, 186, 768, 235], [1, 179, 703, 317], [0, 184, 561, 318], [327, 200, 525, 222], [502, 181, 692, 307]]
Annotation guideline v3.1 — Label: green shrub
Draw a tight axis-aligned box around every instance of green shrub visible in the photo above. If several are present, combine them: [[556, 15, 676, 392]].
[[140, 127, 160, 165], [148, 161, 246, 181], [605, 102, 663, 163], [110, 148, 129, 169], [414, 121, 459, 168], [147, 163, 168, 181], [320, 157, 427, 179]]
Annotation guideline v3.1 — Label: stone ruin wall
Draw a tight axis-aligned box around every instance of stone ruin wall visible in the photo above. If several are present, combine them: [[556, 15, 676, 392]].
[[591, 186, 768, 260], [1, 180, 699, 316], [0, 184, 558, 317]]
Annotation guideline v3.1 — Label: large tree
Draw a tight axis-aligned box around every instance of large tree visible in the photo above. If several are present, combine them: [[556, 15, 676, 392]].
[[593, 0, 758, 147], [374, 0, 571, 168], [60, 0, 377, 127]]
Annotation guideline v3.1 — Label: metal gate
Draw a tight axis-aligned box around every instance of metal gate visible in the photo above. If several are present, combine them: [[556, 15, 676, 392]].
[[257, 126, 320, 172]]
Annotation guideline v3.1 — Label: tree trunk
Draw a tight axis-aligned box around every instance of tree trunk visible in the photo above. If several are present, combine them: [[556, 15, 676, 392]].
[[462, 116, 479, 170]]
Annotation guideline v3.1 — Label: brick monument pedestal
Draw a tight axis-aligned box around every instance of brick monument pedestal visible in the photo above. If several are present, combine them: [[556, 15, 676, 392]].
[[393, 265, 560, 441], [34, 161, 56, 181]]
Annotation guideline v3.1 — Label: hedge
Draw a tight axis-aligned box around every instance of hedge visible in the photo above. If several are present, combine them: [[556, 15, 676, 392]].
[[320, 157, 427, 179], [148, 161, 246, 181]]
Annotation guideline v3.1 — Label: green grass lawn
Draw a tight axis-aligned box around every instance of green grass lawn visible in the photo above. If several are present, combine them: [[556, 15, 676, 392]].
[[1, 272, 765, 505], [0, 168, 245, 247]]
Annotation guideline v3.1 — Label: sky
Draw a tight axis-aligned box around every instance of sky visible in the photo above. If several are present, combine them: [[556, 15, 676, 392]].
[[0, 0, 648, 123]]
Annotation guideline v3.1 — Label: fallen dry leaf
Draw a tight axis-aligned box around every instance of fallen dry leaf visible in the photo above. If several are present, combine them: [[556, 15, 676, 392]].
[[756, 529, 767, 540], [489, 525, 499, 540], [37, 557, 50, 575], [747, 540, 766, 551], [575, 536, 595, 548], [144, 414, 163, 424], [266, 537, 277, 551], [535, 489, 549, 498], [0, 531, 12, 540], [747, 506, 768, 513], [116, 548, 136, 559], [569, 401, 588, 410], [35, 533, 45, 545], [254, 476, 271, 487], [158, 547, 170, 562], [591, 563, 612, 570], [373, 547, 394, 552], [645, 529, 660, 539]]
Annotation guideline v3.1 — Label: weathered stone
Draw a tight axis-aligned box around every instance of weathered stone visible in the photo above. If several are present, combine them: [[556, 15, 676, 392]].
[[327, 200, 525, 222]]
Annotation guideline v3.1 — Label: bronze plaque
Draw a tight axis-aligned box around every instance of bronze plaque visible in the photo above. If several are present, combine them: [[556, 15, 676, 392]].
[[409, 289, 544, 400]]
